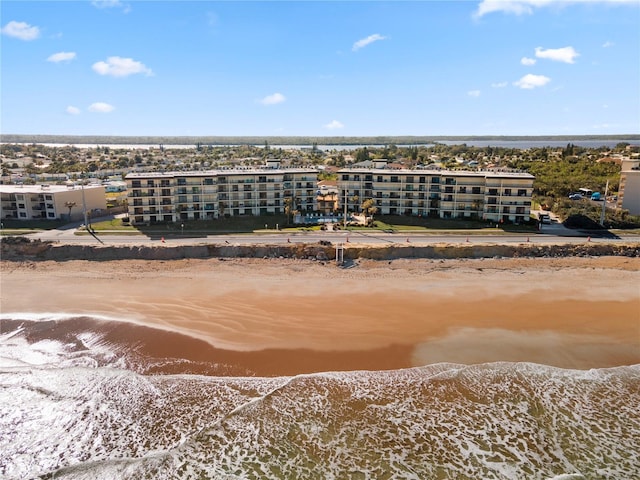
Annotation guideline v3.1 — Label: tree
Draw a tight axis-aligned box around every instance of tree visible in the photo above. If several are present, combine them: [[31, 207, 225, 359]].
[[284, 196, 294, 225], [355, 147, 370, 163], [64, 201, 76, 220], [350, 194, 359, 213], [361, 198, 378, 224]]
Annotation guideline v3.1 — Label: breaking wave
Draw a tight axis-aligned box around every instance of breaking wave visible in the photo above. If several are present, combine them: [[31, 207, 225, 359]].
[[1, 315, 638, 479]]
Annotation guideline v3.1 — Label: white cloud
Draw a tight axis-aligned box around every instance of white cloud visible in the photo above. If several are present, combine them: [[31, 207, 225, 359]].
[[513, 74, 551, 89], [92, 56, 153, 77], [474, 0, 637, 18], [47, 51, 76, 63], [88, 102, 115, 113], [491, 81, 508, 88], [259, 93, 286, 106], [352, 34, 387, 52], [66, 106, 81, 115], [602, 40, 615, 48], [92, 0, 131, 13], [521, 57, 536, 66], [324, 120, 344, 130], [467, 90, 481, 97], [1, 21, 40, 41], [535, 46, 579, 64]]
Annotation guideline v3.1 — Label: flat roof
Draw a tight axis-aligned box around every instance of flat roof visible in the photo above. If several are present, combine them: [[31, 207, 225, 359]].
[[336, 167, 534, 179], [125, 167, 318, 179], [0, 184, 104, 194]]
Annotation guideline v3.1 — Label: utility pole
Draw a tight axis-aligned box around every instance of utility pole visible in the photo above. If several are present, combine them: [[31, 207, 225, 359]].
[[343, 188, 348, 226], [599, 179, 609, 227], [80, 179, 88, 228]]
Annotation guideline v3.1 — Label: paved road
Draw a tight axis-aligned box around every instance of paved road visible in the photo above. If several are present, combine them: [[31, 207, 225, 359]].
[[27, 225, 640, 246]]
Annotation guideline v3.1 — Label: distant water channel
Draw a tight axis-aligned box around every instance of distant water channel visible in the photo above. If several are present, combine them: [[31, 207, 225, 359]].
[[8, 139, 639, 151]]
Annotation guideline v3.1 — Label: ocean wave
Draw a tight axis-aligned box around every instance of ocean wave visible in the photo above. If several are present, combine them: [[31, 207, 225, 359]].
[[1, 316, 639, 479]]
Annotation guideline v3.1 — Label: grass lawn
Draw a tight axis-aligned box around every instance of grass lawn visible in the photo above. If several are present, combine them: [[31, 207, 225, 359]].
[[5, 213, 539, 237], [359, 215, 538, 233]]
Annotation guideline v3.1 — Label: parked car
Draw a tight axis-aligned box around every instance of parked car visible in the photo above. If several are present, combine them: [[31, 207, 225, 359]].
[[590, 192, 602, 201], [568, 193, 584, 200], [538, 212, 551, 224]]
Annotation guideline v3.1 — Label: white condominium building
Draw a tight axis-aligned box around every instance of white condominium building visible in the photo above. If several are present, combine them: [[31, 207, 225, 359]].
[[125, 164, 318, 224], [0, 184, 106, 221], [337, 166, 535, 223], [617, 159, 640, 215]]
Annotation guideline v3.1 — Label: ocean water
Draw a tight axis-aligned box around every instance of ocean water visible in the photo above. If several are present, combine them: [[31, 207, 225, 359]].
[[1, 315, 638, 480]]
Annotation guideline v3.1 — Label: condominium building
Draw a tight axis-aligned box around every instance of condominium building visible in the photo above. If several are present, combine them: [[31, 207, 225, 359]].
[[337, 166, 535, 223], [617, 159, 640, 215], [125, 163, 318, 224], [0, 184, 106, 221]]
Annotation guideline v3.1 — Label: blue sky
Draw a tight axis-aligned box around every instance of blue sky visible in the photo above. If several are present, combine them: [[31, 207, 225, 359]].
[[1, 0, 639, 137]]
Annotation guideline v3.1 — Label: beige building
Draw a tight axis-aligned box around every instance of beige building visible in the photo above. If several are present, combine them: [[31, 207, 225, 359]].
[[337, 166, 534, 223], [125, 163, 318, 224], [0, 184, 107, 221], [617, 159, 640, 215]]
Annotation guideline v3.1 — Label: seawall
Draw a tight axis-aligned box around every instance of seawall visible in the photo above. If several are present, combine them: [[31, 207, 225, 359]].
[[1, 237, 638, 262]]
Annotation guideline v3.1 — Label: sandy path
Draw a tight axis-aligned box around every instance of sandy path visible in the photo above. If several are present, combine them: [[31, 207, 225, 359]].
[[1, 257, 639, 372]]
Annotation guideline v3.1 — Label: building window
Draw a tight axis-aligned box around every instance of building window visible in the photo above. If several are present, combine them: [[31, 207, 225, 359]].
[[19, 212, 27, 218], [48, 212, 55, 218]]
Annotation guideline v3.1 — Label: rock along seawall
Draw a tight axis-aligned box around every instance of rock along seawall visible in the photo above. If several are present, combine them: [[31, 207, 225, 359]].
[[1, 237, 639, 262]]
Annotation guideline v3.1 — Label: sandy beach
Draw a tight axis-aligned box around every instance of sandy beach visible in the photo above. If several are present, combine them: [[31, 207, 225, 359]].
[[1, 256, 639, 375]]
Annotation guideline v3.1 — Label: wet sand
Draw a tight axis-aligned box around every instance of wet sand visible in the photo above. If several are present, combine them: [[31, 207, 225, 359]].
[[1, 257, 639, 375]]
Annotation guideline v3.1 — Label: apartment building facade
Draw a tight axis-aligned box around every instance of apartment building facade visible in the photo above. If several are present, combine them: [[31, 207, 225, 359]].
[[337, 167, 534, 223], [617, 159, 640, 215], [0, 184, 106, 221], [125, 165, 318, 224]]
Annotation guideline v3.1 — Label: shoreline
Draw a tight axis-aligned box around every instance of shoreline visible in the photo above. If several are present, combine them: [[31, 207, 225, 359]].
[[2, 256, 639, 375]]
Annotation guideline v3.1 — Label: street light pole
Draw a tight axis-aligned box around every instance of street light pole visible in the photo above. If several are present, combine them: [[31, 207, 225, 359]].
[[343, 188, 348, 226], [80, 180, 88, 228], [599, 179, 609, 227]]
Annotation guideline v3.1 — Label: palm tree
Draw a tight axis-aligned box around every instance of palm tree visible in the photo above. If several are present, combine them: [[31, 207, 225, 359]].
[[361, 198, 378, 225], [64, 201, 76, 221]]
